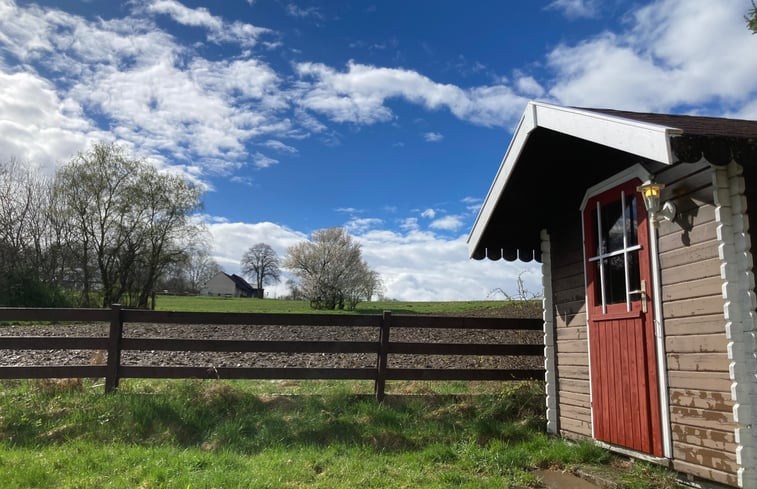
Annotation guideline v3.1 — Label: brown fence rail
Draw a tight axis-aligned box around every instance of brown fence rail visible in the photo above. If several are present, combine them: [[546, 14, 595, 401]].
[[0, 305, 544, 400]]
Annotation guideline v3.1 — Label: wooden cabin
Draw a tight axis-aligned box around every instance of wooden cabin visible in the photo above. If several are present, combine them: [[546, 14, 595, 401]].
[[468, 101, 757, 488]]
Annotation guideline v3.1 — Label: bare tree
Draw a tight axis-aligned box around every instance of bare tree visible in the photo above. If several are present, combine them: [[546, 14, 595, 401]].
[[284, 227, 380, 310], [241, 243, 281, 292]]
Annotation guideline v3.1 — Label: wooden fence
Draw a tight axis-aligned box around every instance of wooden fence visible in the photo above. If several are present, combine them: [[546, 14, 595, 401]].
[[0, 305, 544, 400]]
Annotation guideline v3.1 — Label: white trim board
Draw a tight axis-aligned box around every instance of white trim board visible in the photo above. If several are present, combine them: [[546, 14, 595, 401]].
[[467, 100, 681, 258]]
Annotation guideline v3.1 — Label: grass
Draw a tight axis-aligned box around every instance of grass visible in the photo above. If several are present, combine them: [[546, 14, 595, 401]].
[[154, 295, 539, 316], [0, 378, 680, 489]]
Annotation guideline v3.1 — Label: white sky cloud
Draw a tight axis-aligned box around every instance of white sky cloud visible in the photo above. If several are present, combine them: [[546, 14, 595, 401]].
[[423, 131, 444, 142], [548, 0, 757, 113], [251, 152, 278, 168], [546, 0, 601, 19], [142, 0, 271, 47], [429, 215, 464, 232], [421, 208, 436, 219], [295, 61, 527, 127]]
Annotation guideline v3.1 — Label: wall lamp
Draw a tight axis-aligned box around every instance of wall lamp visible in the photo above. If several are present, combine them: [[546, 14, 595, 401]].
[[637, 181, 677, 224]]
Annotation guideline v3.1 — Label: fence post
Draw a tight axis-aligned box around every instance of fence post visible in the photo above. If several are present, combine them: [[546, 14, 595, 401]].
[[374, 310, 391, 402], [105, 304, 123, 393]]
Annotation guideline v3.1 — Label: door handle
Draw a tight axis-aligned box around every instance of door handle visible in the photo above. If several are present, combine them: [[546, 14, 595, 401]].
[[628, 279, 648, 313]]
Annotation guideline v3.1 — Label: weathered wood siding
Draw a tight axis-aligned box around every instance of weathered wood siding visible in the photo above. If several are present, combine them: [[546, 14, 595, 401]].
[[657, 162, 738, 487], [550, 212, 592, 440]]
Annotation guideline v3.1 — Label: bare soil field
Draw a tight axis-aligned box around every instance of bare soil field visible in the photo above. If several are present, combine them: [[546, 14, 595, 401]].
[[0, 314, 543, 371]]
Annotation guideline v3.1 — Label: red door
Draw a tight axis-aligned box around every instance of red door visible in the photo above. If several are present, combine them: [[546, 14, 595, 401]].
[[583, 178, 663, 456]]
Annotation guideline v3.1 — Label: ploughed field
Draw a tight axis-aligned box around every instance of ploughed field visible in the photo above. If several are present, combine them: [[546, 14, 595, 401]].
[[0, 319, 543, 371]]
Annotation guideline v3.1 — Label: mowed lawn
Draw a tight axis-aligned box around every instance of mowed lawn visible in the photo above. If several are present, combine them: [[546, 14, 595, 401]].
[[0, 297, 679, 488]]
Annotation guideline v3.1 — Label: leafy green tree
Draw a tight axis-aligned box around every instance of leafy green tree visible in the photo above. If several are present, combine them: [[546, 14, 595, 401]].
[[748, 1, 757, 33], [54, 142, 203, 308]]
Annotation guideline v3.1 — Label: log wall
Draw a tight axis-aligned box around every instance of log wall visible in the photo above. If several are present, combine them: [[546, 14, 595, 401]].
[[657, 162, 738, 487]]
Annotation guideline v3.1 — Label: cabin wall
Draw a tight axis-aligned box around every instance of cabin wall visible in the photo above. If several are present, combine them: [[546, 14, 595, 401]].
[[549, 210, 592, 440], [657, 162, 738, 487], [548, 160, 740, 487]]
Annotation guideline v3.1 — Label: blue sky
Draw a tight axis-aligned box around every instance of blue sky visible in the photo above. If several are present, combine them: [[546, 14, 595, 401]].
[[1, 0, 756, 300]]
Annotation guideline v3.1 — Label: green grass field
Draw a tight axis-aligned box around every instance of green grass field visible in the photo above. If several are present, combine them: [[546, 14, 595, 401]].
[[155, 294, 541, 317], [0, 378, 679, 489]]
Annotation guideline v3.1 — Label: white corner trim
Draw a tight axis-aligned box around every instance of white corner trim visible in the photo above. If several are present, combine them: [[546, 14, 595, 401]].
[[541, 229, 558, 434], [713, 162, 757, 489]]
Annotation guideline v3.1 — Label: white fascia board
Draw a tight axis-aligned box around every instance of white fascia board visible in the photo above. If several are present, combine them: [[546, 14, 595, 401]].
[[467, 101, 682, 258], [532, 101, 682, 164], [467, 103, 537, 256]]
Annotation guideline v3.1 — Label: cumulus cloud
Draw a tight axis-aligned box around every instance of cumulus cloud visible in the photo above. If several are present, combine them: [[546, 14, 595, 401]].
[[429, 215, 464, 232], [0, 70, 106, 173], [423, 131, 444, 142], [421, 208, 436, 219], [356, 230, 541, 301], [547, 0, 757, 113], [294, 61, 528, 127]]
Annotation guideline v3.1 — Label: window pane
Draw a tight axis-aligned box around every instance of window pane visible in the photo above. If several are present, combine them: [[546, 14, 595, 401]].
[[601, 200, 623, 253], [625, 196, 638, 247], [603, 251, 640, 305]]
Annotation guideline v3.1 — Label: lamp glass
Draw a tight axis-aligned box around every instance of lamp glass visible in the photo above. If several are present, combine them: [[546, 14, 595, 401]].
[[636, 182, 665, 214]]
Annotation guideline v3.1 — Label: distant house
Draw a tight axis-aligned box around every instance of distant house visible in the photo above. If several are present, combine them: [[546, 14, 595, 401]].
[[202, 272, 263, 298]]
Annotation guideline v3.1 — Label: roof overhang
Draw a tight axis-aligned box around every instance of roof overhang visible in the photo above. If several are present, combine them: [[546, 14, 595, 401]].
[[467, 101, 684, 261]]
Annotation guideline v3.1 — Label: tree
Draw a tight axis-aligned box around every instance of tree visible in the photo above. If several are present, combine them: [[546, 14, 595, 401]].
[[54, 142, 203, 308], [748, 1, 757, 33], [0, 159, 72, 306], [284, 227, 380, 310], [241, 243, 281, 292]]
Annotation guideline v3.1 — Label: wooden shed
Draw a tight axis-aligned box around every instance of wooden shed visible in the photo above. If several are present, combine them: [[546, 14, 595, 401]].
[[468, 101, 757, 488]]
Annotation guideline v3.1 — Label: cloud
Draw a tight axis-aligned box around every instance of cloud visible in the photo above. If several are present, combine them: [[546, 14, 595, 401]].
[[429, 215, 464, 232], [345, 217, 383, 233], [546, 0, 601, 19], [285, 4, 323, 19], [547, 0, 757, 114], [421, 208, 436, 219], [251, 152, 279, 168], [423, 131, 444, 142], [295, 61, 528, 127], [356, 230, 541, 301], [0, 70, 106, 174], [142, 0, 271, 47]]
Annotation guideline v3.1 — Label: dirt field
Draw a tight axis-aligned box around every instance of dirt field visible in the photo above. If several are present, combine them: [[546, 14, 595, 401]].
[[0, 316, 543, 370]]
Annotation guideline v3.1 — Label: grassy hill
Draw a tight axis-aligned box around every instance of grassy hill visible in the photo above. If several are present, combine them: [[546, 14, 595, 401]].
[[155, 295, 542, 318]]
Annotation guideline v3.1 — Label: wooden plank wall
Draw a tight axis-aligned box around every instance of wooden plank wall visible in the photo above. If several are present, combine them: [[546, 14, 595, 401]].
[[657, 162, 738, 487], [550, 216, 593, 440]]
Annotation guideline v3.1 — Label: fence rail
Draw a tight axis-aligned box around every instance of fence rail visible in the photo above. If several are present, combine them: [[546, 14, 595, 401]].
[[0, 305, 544, 400]]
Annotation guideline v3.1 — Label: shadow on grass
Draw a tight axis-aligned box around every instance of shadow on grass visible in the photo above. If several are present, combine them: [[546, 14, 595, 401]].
[[0, 380, 547, 456]]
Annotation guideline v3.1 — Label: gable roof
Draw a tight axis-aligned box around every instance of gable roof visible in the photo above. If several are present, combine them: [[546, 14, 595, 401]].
[[227, 273, 255, 293], [467, 101, 757, 262]]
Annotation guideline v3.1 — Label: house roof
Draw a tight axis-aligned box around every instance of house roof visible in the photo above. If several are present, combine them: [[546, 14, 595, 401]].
[[467, 101, 757, 262], [227, 273, 255, 293]]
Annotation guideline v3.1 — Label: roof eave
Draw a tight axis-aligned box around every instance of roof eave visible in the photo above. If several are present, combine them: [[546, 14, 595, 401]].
[[467, 101, 682, 259]]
